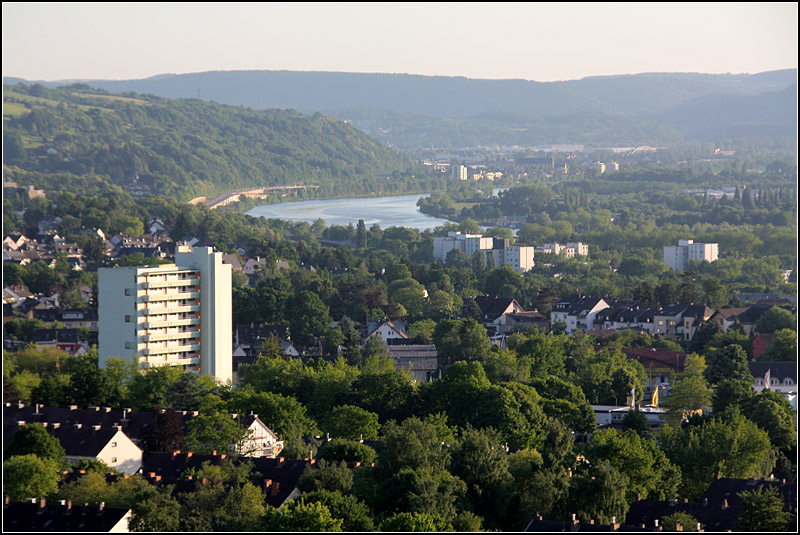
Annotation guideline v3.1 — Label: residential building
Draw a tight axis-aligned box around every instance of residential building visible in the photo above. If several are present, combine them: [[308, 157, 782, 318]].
[[492, 311, 549, 335], [749, 361, 797, 398], [452, 164, 468, 181], [752, 333, 777, 360], [98, 246, 232, 382], [591, 404, 666, 429], [3, 420, 143, 475], [433, 232, 535, 273], [474, 296, 526, 324], [3, 500, 133, 533], [663, 239, 718, 271], [625, 477, 797, 532], [140, 452, 307, 508], [386, 343, 440, 382], [365, 319, 409, 342], [550, 297, 612, 334], [535, 242, 589, 258], [622, 348, 686, 396]]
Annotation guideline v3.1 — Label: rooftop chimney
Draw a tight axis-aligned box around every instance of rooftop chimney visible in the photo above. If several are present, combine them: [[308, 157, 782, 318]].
[[270, 481, 280, 496], [98, 501, 105, 512], [722, 499, 728, 510], [38, 498, 46, 511]]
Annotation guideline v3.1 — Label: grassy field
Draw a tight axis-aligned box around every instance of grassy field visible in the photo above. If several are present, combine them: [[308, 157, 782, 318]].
[[70, 92, 150, 105], [4, 90, 116, 113], [3, 101, 28, 117]]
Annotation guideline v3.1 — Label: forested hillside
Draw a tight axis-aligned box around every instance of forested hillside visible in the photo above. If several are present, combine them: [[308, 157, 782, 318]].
[[2, 83, 425, 200], [7, 69, 795, 149]]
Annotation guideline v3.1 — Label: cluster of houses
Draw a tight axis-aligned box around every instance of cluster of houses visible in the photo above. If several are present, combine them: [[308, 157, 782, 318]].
[[1, 400, 362, 532], [550, 295, 795, 339], [526, 476, 797, 532]]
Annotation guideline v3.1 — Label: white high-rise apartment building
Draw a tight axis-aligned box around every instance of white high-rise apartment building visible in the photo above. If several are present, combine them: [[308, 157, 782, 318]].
[[433, 232, 535, 273], [663, 239, 719, 271], [99, 246, 232, 382], [452, 164, 468, 181]]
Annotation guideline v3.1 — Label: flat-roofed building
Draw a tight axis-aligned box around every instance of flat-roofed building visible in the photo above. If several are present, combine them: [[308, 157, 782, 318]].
[[664, 239, 718, 271], [98, 246, 231, 382]]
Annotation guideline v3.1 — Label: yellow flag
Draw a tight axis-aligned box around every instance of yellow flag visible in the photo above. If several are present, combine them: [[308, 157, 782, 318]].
[[651, 386, 659, 407]]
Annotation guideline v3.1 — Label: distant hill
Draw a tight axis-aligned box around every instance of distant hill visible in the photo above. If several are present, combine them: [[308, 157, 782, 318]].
[[656, 84, 798, 140], [1, 84, 421, 200], [5, 69, 796, 149]]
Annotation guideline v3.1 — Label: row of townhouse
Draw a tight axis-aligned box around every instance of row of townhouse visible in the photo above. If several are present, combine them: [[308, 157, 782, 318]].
[[551, 297, 791, 339], [4, 402, 285, 461]]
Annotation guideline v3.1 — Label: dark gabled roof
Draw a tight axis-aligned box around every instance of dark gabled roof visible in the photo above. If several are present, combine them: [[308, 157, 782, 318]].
[[3, 500, 130, 532], [736, 304, 778, 325], [747, 362, 797, 382], [625, 477, 797, 532], [655, 304, 689, 317], [622, 349, 686, 372], [712, 307, 749, 320], [49, 426, 122, 457], [236, 324, 289, 346], [31, 328, 79, 344], [625, 498, 739, 532], [504, 311, 547, 323], [141, 452, 308, 508], [475, 296, 522, 320], [386, 344, 438, 359], [524, 516, 620, 532], [2, 405, 181, 447], [702, 477, 796, 513], [682, 304, 714, 319], [59, 308, 99, 322]]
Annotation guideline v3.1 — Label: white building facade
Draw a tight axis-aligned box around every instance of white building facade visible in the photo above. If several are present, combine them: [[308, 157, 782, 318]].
[[99, 246, 232, 382], [663, 239, 719, 271], [433, 232, 535, 273]]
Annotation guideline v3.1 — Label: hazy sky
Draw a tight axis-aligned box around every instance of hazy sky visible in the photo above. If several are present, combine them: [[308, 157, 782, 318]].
[[3, 2, 797, 82]]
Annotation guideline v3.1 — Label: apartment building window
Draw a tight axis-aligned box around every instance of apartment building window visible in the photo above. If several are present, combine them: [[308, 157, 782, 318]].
[[124, 288, 131, 296], [125, 315, 131, 323], [111, 457, 117, 463], [125, 342, 132, 349]]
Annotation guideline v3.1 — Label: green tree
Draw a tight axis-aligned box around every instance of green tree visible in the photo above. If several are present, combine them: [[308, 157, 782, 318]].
[[762, 329, 797, 361], [323, 405, 381, 440], [746, 390, 797, 454], [450, 426, 513, 528], [319, 439, 377, 464], [379, 416, 452, 475], [565, 460, 629, 525], [180, 478, 265, 531], [660, 412, 774, 499], [297, 459, 354, 494], [704, 344, 753, 386], [662, 354, 712, 426], [736, 485, 795, 532], [584, 429, 681, 503], [300, 489, 374, 531], [4, 423, 66, 465], [379, 512, 453, 532], [755, 307, 796, 334], [3, 454, 61, 501], [661, 512, 702, 532], [433, 317, 490, 366], [183, 399, 254, 455], [285, 290, 332, 350]]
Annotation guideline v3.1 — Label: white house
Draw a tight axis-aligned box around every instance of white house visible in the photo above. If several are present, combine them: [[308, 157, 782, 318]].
[[48, 424, 143, 475]]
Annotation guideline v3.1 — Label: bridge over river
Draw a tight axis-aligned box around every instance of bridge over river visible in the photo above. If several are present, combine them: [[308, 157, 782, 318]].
[[188, 185, 320, 209]]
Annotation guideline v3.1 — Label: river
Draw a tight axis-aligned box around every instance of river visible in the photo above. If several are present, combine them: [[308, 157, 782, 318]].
[[245, 193, 453, 230]]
